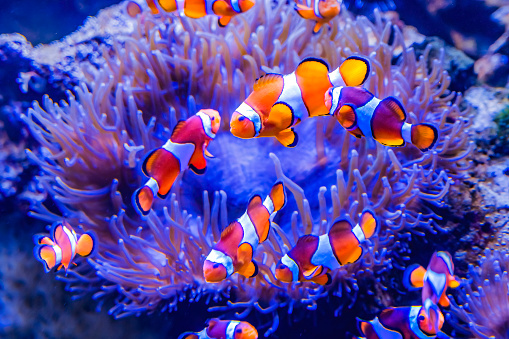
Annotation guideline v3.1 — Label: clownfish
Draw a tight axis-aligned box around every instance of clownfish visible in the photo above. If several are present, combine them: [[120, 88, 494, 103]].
[[33, 221, 97, 273], [230, 56, 370, 147], [203, 181, 286, 282], [178, 319, 258, 339], [294, 0, 341, 34], [357, 299, 445, 339], [275, 209, 379, 285], [403, 251, 461, 308], [133, 109, 220, 217], [147, 0, 255, 27], [325, 86, 439, 152]]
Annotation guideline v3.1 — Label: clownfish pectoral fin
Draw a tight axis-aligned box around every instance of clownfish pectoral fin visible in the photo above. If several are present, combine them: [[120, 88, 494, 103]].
[[76, 231, 97, 257], [267, 102, 294, 132], [310, 272, 331, 285], [449, 276, 461, 288], [313, 22, 323, 34], [359, 209, 380, 239], [439, 293, 451, 308], [303, 265, 323, 280], [293, 3, 315, 19], [402, 263, 426, 290], [269, 181, 287, 213], [189, 149, 207, 175], [238, 261, 258, 278], [410, 123, 439, 152], [237, 243, 255, 277], [336, 104, 357, 130], [218, 15, 232, 27], [275, 128, 298, 147], [339, 56, 370, 87], [133, 186, 155, 216]]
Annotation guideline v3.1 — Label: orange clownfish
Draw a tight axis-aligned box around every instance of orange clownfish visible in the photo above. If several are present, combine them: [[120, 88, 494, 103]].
[[148, 0, 255, 27], [403, 251, 461, 308], [133, 109, 220, 217], [294, 0, 341, 34], [275, 209, 379, 285], [33, 221, 97, 273], [230, 56, 370, 147], [325, 86, 439, 152], [203, 181, 286, 282], [178, 319, 258, 339], [357, 299, 445, 339]]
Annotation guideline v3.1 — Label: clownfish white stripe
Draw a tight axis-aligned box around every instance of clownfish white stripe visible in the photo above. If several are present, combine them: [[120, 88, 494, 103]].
[[53, 245, 63, 266], [206, 249, 234, 276], [401, 123, 412, 144], [313, 0, 323, 18], [356, 96, 380, 138], [409, 306, 436, 339], [281, 254, 299, 282], [280, 72, 307, 120], [263, 196, 275, 214], [328, 68, 345, 87], [237, 102, 262, 136], [352, 224, 365, 243], [239, 212, 260, 249], [226, 321, 241, 339], [329, 86, 342, 116], [145, 177, 160, 198], [230, 0, 241, 13], [162, 140, 195, 172], [197, 111, 216, 139], [312, 234, 341, 270], [63, 226, 76, 258]]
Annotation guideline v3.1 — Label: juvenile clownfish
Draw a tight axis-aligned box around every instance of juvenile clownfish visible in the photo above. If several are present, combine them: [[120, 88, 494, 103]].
[[33, 221, 97, 273], [147, 0, 255, 27], [275, 209, 379, 285], [230, 56, 370, 147], [133, 109, 220, 217], [403, 251, 461, 308], [203, 181, 286, 282], [294, 0, 341, 34], [357, 299, 445, 339], [325, 86, 439, 152], [178, 319, 258, 339]]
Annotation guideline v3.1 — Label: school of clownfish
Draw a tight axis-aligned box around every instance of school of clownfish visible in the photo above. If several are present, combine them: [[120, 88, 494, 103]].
[[31, 1, 454, 337]]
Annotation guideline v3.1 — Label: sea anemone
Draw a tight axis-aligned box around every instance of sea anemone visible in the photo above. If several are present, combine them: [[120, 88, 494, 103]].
[[22, 0, 472, 335]]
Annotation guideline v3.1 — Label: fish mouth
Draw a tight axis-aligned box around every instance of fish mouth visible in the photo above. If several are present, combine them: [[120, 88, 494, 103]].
[[230, 112, 256, 138]]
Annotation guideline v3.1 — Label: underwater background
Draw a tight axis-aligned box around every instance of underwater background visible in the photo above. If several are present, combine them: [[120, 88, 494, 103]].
[[0, 0, 509, 338]]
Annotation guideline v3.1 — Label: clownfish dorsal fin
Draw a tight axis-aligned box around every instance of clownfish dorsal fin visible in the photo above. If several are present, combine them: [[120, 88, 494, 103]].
[[329, 218, 354, 236], [220, 222, 238, 240], [339, 56, 370, 87], [247, 195, 263, 211], [207, 318, 219, 331], [253, 73, 283, 92], [296, 57, 330, 74], [379, 97, 406, 122], [303, 265, 323, 279], [299, 234, 316, 244], [171, 120, 187, 138]]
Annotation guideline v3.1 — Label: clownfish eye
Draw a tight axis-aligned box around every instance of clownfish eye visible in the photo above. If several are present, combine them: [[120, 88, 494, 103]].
[[418, 315, 425, 321], [213, 263, 220, 269], [211, 116, 215, 121], [236, 329, 242, 334], [238, 115, 245, 121], [278, 264, 286, 270]]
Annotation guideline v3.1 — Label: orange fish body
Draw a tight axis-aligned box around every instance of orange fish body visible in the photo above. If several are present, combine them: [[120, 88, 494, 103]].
[[294, 0, 341, 33], [357, 301, 444, 339], [275, 209, 379, 285], [325, 86, 439, 152], [203, 182, 286, 282], [403, 251, 460, 308], [133, 109, 220, 216], [33, 221, 97, 272], [230, 56, 370, 147], [149, 0, 255, 26], [178, 319, 258, 339]]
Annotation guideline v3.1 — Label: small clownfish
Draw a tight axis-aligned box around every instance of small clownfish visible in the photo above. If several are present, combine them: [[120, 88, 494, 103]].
[[275, 209, 379, 285], [403, 251, 461, 308], [203, 181, 286, 282], [357, 299, 445, 339], [133, 109, 220, 217], [325, 86, 439, 152], [294, 0, 341, 34], [230, 56, 370, 147], [147, 0, 255, 27], [33, 221, 97, 273], [178, 319, 258, 339]]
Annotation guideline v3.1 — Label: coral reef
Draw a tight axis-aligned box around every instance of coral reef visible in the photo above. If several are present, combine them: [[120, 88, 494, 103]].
[[21, 0, 472, 335]]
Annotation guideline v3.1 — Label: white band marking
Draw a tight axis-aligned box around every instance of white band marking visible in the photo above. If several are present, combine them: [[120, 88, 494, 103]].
[[145, 177, 160, 197], [206, 249, 234, 277], [197, 111, 216, 139], [401, 122, 412, 144], [236, 102, 262, 136], [226, 321, 241, 339], [281, 254, 299, 282]]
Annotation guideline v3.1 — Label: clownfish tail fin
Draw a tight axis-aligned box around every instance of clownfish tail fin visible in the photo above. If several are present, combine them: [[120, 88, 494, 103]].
[[359, 209, 379, 240], [411, 123, 439, 152], [133, 185, 155, 217], [76, 230, 97, 257], [402, 263, 426, 290], [269, 181, 286, 212], [339, 55, 371, 87]]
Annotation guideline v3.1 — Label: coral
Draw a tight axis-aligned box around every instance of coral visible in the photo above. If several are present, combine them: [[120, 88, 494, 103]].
[[22, 0, 472, 335], [448, 249, 509, 339]]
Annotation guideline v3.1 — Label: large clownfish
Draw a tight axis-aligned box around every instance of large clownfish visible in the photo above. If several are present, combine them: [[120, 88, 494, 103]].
[[325, 86, 439, 152], [33, 221, 97, 273], [275, 209, 379, 285], [146, 0, 255, 26], [403, 251, 461, 308], [357, 299, 445, 339], [230, 56, 370, 147], [178, 319, 258, 339], [203, 181, 286, 282], [294, 0, 342, 34], [133, 109, 220, 217]]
